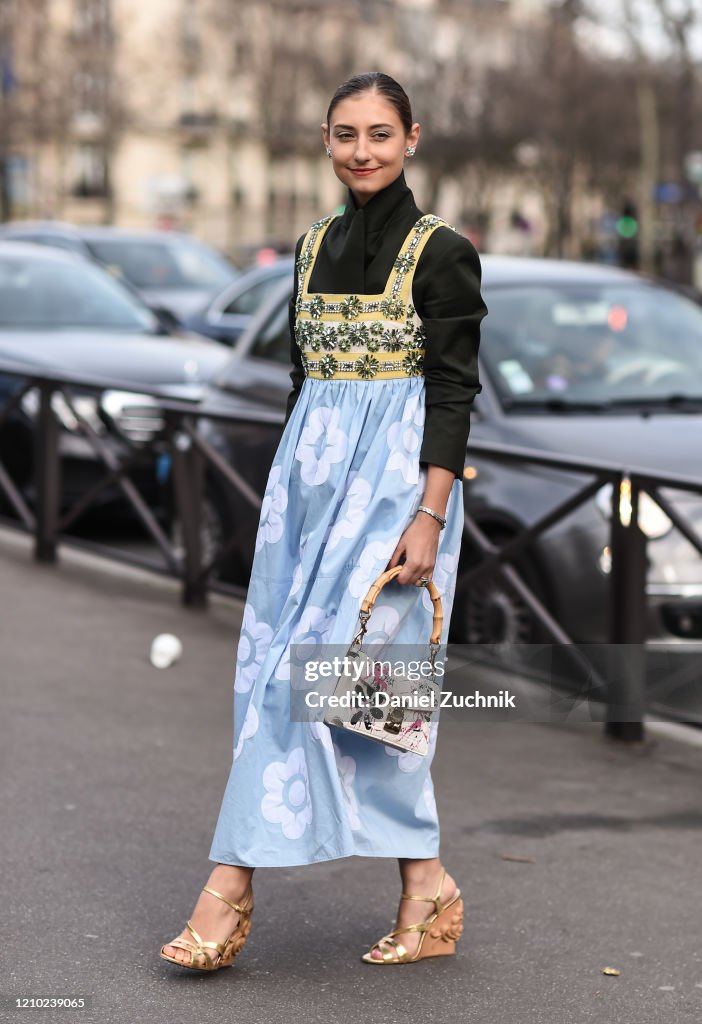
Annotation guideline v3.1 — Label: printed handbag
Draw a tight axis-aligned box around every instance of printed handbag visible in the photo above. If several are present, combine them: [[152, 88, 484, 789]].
[[323, 565, 444, 756]]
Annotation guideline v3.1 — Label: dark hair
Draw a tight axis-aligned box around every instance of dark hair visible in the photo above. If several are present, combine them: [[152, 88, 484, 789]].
[[326, 72, 413, 134]]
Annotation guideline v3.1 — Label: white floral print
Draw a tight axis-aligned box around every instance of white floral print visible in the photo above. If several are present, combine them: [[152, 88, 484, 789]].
[[349, 539, 396, 600], [290, 560, 304, 598], [384, 745, 425, 773], [386, 395, 425, 484], [275, 605, 336, 688], [325, 474, 372, 553], [256, 464, 288, 552], [234, 604, 273, 693], [357, 603, 400, 647], [233, 703, 259, 760], [308, 720, 334, 752], [295, 405, 348, 485], [261, 746, 313, 840]]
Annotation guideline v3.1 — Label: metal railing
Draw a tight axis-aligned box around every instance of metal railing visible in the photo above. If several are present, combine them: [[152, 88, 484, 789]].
[[1, 359, 701, 743]]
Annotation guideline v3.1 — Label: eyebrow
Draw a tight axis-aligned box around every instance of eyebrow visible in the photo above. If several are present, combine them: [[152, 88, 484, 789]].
[[332, 123, 395, 130]]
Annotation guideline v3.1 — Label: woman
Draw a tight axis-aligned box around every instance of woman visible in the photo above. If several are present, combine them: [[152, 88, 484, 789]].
[[160, 71, 488, 970]]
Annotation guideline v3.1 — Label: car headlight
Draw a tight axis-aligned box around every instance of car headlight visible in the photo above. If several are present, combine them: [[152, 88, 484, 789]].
[[20, 387, 104, 435], [595, 482, 673, 539], [100, 390, 165, 445]]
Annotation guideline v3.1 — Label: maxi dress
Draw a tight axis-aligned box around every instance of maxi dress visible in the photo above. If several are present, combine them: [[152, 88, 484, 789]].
[[209, 213, 466, 867]]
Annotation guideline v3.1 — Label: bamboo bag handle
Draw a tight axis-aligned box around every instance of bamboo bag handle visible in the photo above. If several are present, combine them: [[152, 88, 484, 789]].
[[359, 565, 443, 646]]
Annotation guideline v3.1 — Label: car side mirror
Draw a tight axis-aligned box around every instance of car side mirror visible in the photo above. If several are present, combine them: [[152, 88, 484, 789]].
[[149, 306, 182, 333]]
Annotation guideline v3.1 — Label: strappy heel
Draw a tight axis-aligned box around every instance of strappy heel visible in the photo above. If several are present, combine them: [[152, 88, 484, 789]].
[[361, 868, 464, 965], [159, 883, 254, 971]]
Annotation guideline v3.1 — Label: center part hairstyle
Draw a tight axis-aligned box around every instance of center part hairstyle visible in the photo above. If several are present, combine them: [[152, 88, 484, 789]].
[[326, 72, 413, 133]]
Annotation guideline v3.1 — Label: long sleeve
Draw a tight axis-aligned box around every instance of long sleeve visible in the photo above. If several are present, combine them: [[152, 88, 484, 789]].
[[412, 228, 488, 479], [284, 234, 306, 426]]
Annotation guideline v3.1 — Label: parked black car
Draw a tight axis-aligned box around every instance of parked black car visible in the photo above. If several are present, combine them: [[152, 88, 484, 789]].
[[0, 242, 231, 517], [0, 221, 239, 323], [162, 257, 702, 718], [183, 257, 293, 346]]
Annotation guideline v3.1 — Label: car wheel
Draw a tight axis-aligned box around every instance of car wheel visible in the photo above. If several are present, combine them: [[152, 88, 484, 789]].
[[170, 483, 247, 584], [463, 579, 535, 646], [449, 527, 551, 650]]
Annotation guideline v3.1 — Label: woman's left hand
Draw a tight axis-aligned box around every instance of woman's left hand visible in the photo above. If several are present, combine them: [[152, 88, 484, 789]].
[[386, 514, 442, 586]]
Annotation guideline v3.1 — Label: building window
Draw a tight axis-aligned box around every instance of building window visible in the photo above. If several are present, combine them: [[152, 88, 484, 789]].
[[72, 69, 110, 118], [182, 0, 198, 45], [71, 143, 109, 198], [73, 0, 112, 42], [180, 75, 196, 118], [179, 149, 199, 204]]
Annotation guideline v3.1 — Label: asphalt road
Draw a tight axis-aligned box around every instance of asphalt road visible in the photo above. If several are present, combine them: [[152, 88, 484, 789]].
[[1, 526, 702, 1024]]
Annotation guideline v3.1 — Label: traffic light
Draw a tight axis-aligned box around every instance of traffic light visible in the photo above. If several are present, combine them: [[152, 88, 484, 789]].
[[616, 200, 639, 269]]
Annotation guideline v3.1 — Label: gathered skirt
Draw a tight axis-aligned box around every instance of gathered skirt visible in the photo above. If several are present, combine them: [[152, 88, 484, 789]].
[[209, 374, 464, 867]]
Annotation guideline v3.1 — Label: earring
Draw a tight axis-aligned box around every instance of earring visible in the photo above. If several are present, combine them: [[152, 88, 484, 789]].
[[406, 146, 416, 157], [325, 146, 332, 158]]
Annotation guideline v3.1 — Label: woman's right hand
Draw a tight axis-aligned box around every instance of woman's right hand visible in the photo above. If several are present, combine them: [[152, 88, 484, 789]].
[[386, 514, 441, 585]]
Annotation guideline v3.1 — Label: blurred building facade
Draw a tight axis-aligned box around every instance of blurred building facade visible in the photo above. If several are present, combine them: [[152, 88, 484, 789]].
[[1, 0, 599, 260]]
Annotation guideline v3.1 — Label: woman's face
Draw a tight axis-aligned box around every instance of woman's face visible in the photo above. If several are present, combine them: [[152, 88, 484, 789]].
[[322, 90, 420, 206]]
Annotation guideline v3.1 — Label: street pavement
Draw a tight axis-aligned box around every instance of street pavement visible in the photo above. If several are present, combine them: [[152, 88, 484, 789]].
[[1, 525, 702, 1024]]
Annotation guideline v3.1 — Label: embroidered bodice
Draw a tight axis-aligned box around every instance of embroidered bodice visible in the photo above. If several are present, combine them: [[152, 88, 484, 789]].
[[294, 213, 451, 381]]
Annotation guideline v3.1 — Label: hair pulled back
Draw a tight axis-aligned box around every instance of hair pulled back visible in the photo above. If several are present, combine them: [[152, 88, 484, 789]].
[[326, 72, 413, 134]]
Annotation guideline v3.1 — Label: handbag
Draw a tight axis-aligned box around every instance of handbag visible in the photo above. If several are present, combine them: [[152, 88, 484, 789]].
[[323, 565, 444, 756]]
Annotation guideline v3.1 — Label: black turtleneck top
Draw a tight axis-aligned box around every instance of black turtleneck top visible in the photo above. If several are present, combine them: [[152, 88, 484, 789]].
[[285, 170, 488, 479]]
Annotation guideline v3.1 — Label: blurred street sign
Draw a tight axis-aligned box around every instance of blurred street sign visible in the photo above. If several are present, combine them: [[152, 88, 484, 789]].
[[653, 182, 685, 203]]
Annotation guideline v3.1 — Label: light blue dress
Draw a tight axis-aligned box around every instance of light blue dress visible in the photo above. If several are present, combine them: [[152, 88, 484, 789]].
[[209, 215, 465, 867]]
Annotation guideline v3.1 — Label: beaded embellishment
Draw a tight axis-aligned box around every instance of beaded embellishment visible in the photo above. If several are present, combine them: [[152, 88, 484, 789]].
[[295, 213, 452, 381]]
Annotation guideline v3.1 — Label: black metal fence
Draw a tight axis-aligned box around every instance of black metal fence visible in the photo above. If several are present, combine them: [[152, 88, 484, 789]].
[[2, 359, 701, 743]]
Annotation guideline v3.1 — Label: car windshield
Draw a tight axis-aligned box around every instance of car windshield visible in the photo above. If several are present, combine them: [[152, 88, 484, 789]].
[[0, 254, 159, 331], [482, 282, 702, 408], [86, 236, 236, 290]]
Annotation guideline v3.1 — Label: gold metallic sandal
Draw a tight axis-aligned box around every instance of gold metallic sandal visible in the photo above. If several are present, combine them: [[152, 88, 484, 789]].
[[361, 869, 464, 965], [159, 883, 254, 971]]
